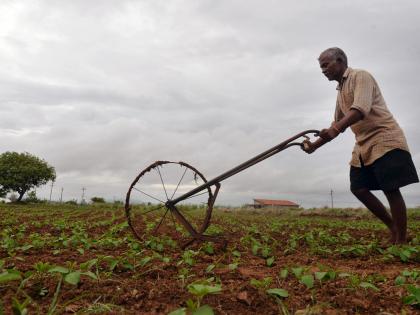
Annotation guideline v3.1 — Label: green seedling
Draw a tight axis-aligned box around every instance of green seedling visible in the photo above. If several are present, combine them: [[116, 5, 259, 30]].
[[266, 256, 275, 267], [201, 242, 214, 255], [339, 245, 366, 257], [386, 245, 418, 262], [232, 250, 241, 258], [395, 275, 406, 286], [266, 288, 290, 315], [180, 250, 199, 267], [206, 264, 216, 273], [12, 298, 30, 315], [359, 281, 380, 292], [185, 279, 221, 313], [250, 277, 272, 291], [314, 271, 336, 283], [169, 305, 215, 315], [0, 270, 21, 283], [33, 262, 53, 273], [300, 274, 314, 289], [401, 269, 419, 281], [291, 267, 303, 278], [266, 288, 289, 298], [402, 285, 420, 306], [49, 264, 97, 286], [280, 268, 289, 279], [177, 267, 195, 288], [228, 262, 238, 270]]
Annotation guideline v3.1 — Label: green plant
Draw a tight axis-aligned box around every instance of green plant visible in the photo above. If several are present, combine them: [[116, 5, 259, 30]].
[[181, 278, 222, 314], [300, 274, 314, 289], [402, 285, 420, 306], [266, 256, 275, 267], [266, 288, 288, 298], [49, 263, 97, 286], [314, 270, 336, 284], [266, 288, 290, 315], [280, 268, 289, 279], [11, 298, 30, 315], [177, 267, 195, 287], [0, 270, 22, 283], [250, 277, 272, 290], [179, 250, 199, 267], [201, 242, 214, 255], [386, 245, 418, 262]]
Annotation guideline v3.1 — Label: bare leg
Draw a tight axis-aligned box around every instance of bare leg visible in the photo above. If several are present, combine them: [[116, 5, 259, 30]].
[[351, 188, 396, 242], [384, 189, 407, 244]]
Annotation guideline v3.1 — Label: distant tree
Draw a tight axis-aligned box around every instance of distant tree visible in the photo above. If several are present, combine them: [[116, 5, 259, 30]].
[[0, 152, 56, 202], [24, 190, 42, 203], [91, 196, 105, 203]]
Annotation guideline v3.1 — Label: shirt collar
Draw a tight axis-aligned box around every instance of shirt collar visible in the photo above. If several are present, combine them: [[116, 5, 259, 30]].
[[336, 67, 351, 90]]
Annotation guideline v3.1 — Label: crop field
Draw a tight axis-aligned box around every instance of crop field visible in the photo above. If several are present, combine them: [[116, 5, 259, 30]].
[[1, 204, 420, 314]]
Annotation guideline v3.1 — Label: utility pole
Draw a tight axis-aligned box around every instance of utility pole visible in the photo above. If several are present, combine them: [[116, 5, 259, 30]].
[[81, 187, 86, 204], [49, 181, 54, 202], [60, 187, 64, 203], [330, 189, 334, 209]]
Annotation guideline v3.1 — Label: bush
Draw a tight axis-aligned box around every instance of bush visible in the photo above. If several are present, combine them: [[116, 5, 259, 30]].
[[24, 191, 41, 203], [91, 197, 106, 203]]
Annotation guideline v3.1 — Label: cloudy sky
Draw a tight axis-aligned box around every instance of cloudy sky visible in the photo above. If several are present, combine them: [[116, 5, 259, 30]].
[[1, 0, 419, 208]]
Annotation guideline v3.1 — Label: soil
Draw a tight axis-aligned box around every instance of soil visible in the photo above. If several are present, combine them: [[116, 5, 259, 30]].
[[0, 205, 419, 314]]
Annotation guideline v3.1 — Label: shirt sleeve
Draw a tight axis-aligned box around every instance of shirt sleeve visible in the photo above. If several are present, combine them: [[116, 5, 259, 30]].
[[334, 98, 344, 122], [350, 70, 374, 118]]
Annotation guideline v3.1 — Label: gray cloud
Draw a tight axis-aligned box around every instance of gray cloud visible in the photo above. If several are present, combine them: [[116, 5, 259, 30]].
[[1, 0, 419, 207]]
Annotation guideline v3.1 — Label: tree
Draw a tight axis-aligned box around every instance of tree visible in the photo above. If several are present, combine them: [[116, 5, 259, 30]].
[[0, 152, 56, 202]]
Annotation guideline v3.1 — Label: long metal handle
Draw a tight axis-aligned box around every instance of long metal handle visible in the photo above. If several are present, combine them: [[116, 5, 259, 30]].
[[169, 129, 319, 205]]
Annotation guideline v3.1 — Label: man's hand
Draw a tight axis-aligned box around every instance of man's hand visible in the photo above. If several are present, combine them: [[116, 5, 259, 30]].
[[318, 122, 340, 142], [302, 139, 317, 154]]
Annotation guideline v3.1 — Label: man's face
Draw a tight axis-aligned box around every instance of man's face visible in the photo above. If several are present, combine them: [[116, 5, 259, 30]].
[[318, 53, 345, 82]]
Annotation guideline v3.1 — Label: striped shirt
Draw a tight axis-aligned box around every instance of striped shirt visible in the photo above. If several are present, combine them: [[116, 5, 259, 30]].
[[335, 67, 409, 167]]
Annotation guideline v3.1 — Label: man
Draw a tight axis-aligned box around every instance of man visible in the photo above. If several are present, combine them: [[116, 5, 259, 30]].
[[303, 47, 419, 244]]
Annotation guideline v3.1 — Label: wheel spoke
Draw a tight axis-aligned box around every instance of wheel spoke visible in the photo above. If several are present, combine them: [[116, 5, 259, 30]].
[[132, 187, 166, 203], [126, 161, 214, 241], [142, 203, 166, 215], [170, 166, 188, 199], [169, 210, 178, 230], [153, 208, 169, 234], [156, 166, 169, 200]]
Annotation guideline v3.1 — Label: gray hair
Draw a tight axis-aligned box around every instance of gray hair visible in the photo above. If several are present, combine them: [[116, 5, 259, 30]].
[[319, 47, 348, 66]]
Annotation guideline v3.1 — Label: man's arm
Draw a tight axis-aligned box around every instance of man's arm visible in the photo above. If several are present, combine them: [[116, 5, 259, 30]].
[[303, 109, 363, 153]]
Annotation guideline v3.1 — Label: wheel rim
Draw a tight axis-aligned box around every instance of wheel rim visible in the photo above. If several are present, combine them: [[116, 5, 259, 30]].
[[125, 161, 213, 241]]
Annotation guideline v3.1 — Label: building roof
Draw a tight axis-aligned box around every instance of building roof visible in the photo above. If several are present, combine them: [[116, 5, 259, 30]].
[[254, 199, 299, 207]]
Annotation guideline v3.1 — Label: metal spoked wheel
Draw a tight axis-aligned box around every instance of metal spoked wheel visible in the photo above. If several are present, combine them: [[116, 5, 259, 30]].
[[125, 161, 214, 242]]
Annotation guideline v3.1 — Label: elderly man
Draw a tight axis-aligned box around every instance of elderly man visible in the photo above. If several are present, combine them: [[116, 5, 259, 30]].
[[303, 47, 418, 244]]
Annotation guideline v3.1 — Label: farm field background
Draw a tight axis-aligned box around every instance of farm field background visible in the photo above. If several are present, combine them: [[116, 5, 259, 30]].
[[1, 204, 420, 314]]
